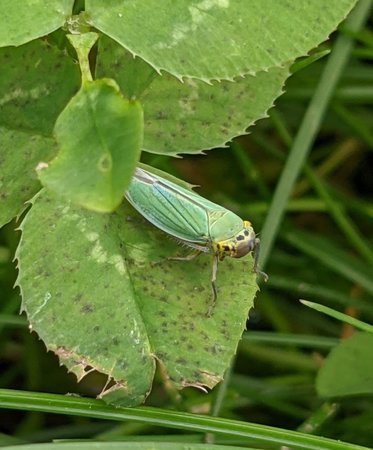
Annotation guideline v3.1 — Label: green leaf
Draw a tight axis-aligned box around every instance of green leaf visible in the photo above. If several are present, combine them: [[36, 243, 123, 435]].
[[0, 128, 56, 226], [96, 36, 289, 155], [16, 191, 258, 406], [316, 333, 373, 397], [0, 39, 81, 135], [0, 0, 74, 47], [87, 0, 356, 81], [0, 39, 80, 225], [38, 80, 143, 212]]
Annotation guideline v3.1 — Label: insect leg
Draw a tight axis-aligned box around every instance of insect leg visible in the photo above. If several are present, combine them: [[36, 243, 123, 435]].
[[253, 238, 268, 282], [207, 254, 219, 317], [167, 249, 201, 262], [151, 248, 201, 267]]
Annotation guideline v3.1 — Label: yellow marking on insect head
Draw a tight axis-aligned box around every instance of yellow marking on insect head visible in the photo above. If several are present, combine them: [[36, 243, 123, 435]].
[[213, 220, 256, 260]]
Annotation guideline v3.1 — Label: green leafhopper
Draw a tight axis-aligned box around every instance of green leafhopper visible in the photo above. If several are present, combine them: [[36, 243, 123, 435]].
[[125, 167, 265, 315]]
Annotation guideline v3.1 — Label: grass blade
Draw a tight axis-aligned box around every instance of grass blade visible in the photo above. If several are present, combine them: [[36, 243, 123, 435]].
[[300, 300, 373, 333], [0, 389, 371, 450], [259, 0, 372, 268]]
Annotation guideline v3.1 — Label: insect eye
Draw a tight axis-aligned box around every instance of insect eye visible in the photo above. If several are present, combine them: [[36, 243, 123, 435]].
[[233, 238, 256, 258]]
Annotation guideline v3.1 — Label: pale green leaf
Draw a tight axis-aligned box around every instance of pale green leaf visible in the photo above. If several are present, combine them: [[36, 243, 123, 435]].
[[87, 0, 356, 81], [96, 36, 289, 155], [0, 0, 74, 47], [16, 191, 258, 405], [38, 80, 143, 212]]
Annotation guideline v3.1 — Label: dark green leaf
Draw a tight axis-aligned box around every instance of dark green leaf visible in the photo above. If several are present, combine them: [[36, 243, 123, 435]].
[[16, 191, 258, 405], [0, 128, 56, 226], [87, 0, 356, 81], [96, 36, 289, 155], [0, 0, 74, 47], [317, 333, 373, 397], [0, 39, 80, 135], [0, 37, 80, 225]]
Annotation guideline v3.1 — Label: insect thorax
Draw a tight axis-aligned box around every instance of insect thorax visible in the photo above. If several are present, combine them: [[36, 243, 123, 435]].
[[213, 220, 256, 259]]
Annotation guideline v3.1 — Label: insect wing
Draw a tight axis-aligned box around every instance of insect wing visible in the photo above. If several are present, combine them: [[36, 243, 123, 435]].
[[126, 168, 212, 245], [208, 209, 246, 242]]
